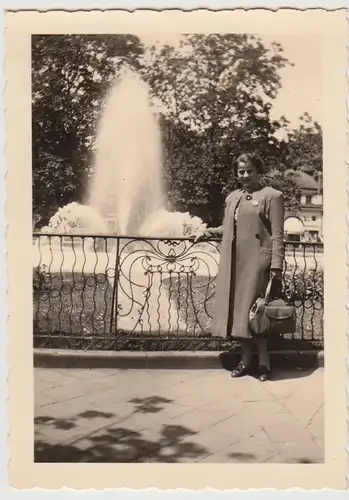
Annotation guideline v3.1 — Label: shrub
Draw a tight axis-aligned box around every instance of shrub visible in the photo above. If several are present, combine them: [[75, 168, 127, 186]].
[[42, 202, 107, 234], [283, 267, 323, 305]]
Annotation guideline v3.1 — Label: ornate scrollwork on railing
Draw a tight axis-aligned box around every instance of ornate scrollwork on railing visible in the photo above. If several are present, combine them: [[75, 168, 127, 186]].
[[32, 233, 323, 349], [111, 238, 220, 335]]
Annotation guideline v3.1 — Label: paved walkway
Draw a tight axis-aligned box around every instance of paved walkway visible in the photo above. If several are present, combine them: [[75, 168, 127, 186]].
[[34, 366, 324, 463]]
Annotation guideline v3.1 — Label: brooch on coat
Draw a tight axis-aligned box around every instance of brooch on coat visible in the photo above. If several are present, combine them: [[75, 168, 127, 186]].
[[246, 194, 259, 206]]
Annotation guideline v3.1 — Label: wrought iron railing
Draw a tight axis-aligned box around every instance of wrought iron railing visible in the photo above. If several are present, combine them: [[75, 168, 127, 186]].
[[33, 233, 324, 351]]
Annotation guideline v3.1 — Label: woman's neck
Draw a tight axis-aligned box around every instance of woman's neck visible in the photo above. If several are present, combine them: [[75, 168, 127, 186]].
[[243, 182, 260, 193]]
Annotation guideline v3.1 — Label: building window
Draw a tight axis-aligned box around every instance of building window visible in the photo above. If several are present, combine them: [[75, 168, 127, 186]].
[[287, 234, 301, 242], [305, 195, 312, 204], [309, 230, 319, 242], [312, 194, 323, 206]]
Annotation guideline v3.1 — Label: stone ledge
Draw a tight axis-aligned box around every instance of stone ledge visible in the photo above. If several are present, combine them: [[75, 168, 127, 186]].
[[34, 348, 324, 370]]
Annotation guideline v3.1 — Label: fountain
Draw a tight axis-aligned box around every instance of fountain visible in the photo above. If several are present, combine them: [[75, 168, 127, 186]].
[[35, 70, 215, 334], [88, 70, 167, 236]]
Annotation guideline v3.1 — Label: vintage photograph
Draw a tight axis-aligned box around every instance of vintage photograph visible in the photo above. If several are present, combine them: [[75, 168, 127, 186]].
[[5, 7, 348, 491], [32, 31, 325, 464]]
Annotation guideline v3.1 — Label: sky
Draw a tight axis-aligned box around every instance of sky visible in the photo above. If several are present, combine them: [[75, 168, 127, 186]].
[[139, 33, 322, 129], [264, 35, 321, 126]]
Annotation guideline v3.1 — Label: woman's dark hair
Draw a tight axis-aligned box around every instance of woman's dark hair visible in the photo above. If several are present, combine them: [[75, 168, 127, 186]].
[[236, 153, 265, 174]]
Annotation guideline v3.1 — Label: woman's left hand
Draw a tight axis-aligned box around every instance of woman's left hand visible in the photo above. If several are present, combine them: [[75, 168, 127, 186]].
[[270, 269, 282, 280]]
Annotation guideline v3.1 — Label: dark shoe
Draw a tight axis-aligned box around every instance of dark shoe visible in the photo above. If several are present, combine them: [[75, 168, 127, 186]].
[[258, 365, 270, 382], [231, 361, 250, 378]]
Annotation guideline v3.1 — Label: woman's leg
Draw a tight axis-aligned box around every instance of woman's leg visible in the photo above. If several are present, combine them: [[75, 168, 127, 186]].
[[256, 337, 270, 381], [231, 339, 253, 378], [241, 339, 253, 367]]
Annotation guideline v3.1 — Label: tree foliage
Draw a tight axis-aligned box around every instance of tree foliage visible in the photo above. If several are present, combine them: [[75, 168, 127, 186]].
[[283, 112, 322, 179], [139, 34, 295, 224], [32, 34, 322, 229], [32, 34, 144, 225]]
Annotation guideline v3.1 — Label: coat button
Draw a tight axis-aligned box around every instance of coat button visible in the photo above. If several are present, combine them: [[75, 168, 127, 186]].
[[255, 234, 260, 239]]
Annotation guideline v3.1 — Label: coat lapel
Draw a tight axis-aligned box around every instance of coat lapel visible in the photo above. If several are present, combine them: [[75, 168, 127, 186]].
[[226, 190, 243, 225]]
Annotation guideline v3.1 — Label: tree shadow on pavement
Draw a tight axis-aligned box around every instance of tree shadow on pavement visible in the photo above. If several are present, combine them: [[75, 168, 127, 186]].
[[34, 414, 208, 463], [35, 410, 116, 430], [295, 458, 323, 464], [128, 396, 173, 413], [227, 452, 256, 462], [35, 416, 76, 430]]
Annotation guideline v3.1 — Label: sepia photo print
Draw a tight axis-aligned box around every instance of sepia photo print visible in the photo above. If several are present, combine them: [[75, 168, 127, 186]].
[[5, 9, 348, 490]]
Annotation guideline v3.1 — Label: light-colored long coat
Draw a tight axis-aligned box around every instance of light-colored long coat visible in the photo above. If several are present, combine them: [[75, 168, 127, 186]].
[[208, 186, 285, 339]]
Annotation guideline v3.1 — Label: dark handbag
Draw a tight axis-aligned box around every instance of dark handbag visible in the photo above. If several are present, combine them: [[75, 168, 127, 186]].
[[249, 276, 297, 336]]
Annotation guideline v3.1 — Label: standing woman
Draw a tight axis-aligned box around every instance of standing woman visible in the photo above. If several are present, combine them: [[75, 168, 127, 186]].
[[196, 153, 285, 381]]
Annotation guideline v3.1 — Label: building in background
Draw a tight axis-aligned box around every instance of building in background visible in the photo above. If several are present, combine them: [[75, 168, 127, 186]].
[[284, 168, 323, 243]]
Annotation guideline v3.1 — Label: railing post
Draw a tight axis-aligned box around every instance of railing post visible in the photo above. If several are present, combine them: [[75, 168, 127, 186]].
[[109, 237, 120, 335]]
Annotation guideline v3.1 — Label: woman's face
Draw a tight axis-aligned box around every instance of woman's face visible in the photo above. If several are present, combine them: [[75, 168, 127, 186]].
[[237, 160, 259, 189]]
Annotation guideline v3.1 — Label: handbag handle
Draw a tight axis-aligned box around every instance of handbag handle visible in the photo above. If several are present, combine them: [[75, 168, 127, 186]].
[[264, 275, 277, 304]]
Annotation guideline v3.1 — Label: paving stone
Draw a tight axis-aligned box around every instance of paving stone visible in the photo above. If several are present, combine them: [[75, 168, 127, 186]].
[[151, 439, 209, 463], [35, 393, 58, 408], [165, 400, 194, 414], [274, 438, 324, 464], [233, 385, 276, 403], [307, 406, 324, 446], [110, 413, 154, 432], [38, 396, 96, 419], [66, 368, 124, 380], [83, 395, 136, 414], [113, 408, 189, 433], [283, 394, 323, 425], [170, 408, 233, 433], [203, 430, 278, 463], [130, 427, 179, 453], [84, 385, 138, 402], [263, 375, 303, 398], [264, 453, 287, 463], [153, 422, 198, 443], [198, 399, 245, 414], [147, 369, 203, 384], [176, 428, 242, 459], [164, 383, 201, 399], [236, 401, 289, 425], [263, 421, 312, 443], [34, 369, 69, 388], [172, 393, 216, 409], [41, 383, 88, 404], [210, 414, 263, 442], [34, 379, 58, 392], [199, 451, 230, 462], [65, 426, 145, 462], [35, 420, 87, 446], [75, 414, 129, 434]]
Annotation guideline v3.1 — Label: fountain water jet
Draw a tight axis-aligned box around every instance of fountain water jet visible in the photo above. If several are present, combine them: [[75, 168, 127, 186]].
[[88, 70, 166, 235]]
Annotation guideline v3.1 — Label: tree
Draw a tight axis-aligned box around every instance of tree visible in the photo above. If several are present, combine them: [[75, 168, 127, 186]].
[[140, 34, 294, 224], [32, 34, 319, 230], [284, 113, 322, 180], [32, 34, 144, 225]]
